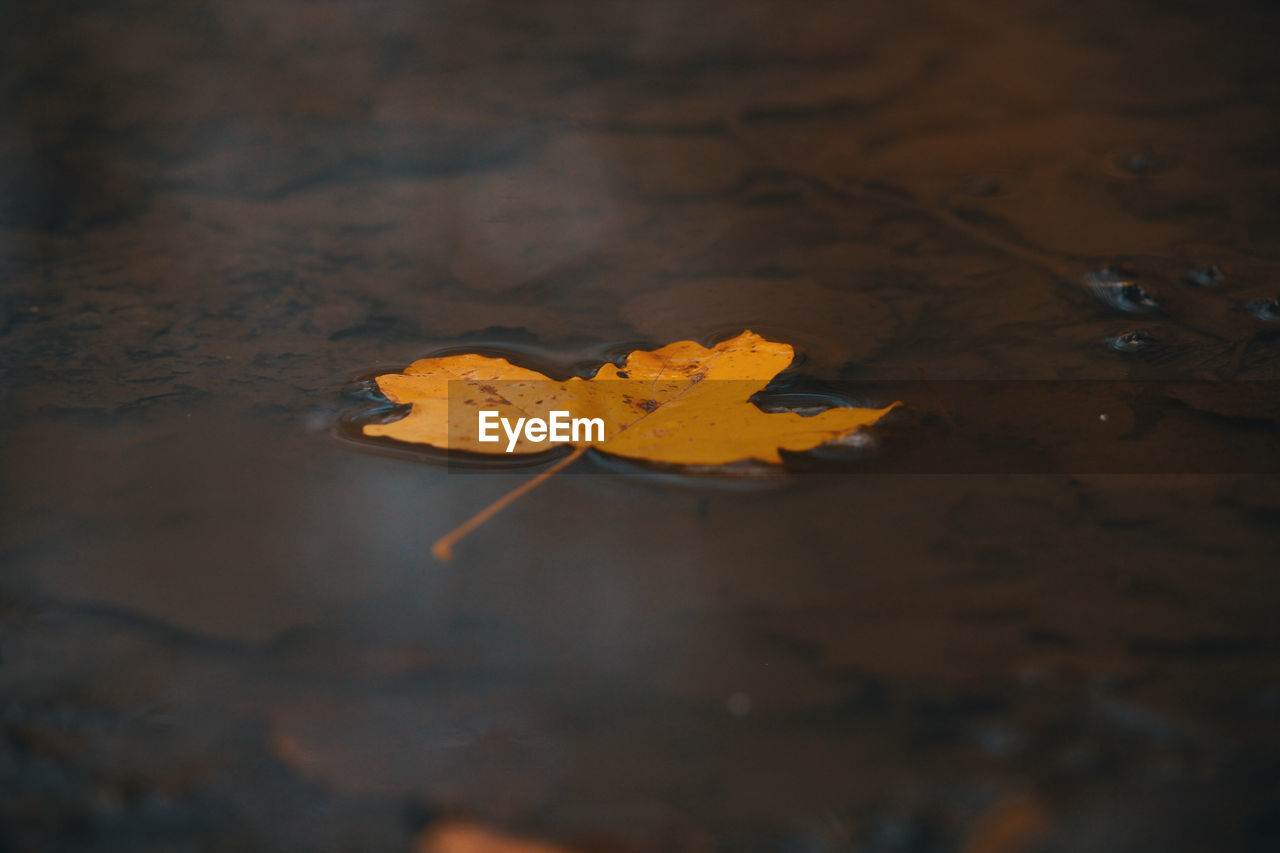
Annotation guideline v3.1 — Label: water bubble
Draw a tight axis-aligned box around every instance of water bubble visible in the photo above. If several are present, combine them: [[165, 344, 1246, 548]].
[[1083, 266, 1160, 314], [1110, 329, 1151, 352], [1183, 264, 1224, 287], [1245, 298, 1280, 322]]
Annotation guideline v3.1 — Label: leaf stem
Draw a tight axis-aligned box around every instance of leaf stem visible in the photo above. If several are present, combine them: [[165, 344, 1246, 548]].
[[432, 446, 587, 561]]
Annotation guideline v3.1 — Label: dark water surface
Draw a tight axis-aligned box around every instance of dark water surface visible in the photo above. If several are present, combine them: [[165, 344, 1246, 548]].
[[3, 0, 1280, 849]]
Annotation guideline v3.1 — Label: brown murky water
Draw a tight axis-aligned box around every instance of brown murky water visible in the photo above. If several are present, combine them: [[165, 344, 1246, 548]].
[[3, 0, 1279, 850]]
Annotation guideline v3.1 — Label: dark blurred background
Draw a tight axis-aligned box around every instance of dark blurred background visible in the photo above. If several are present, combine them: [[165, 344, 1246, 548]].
[[2, 1, 1280, 850]]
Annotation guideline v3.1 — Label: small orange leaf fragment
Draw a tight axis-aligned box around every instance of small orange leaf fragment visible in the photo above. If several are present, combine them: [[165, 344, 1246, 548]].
[[962, 795, 1049, 853], [416, 822, 574, 853]]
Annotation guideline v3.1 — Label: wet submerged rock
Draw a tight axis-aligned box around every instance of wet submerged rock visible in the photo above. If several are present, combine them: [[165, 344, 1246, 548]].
[[1083, 267, 1161, 314], [1111, 329, 1152, 352], [1245, 298, 1280, 323], [1183, 265, 1225, 288]]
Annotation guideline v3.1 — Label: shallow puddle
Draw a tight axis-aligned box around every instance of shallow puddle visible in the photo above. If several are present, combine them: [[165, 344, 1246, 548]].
[[2, 0, 1280, 850]]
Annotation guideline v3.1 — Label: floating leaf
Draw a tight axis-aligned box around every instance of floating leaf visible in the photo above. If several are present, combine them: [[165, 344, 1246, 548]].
[[362, 330, 899, 558], [365, 330, 897, 465]]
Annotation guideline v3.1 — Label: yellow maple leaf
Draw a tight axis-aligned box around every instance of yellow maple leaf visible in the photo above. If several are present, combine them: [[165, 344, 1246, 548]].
[[362, 330, 898, 558], [364, 330, 897, 465]]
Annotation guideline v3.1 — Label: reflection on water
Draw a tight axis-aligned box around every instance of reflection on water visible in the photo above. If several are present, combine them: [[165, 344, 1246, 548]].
[[2, 0, 1280, 849]]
